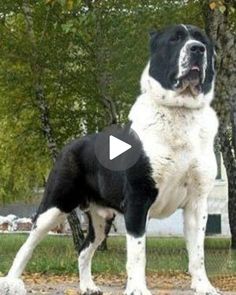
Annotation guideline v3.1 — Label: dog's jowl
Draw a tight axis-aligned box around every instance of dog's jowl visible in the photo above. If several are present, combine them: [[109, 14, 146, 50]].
[[0, 25, 221, 295]]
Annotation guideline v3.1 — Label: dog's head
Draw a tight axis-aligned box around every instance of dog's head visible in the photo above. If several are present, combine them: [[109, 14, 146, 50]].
[[141, 24, 216, 108]]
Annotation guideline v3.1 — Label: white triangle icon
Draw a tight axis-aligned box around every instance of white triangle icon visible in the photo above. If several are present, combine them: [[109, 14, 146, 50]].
[[109, 135, 132, 160]]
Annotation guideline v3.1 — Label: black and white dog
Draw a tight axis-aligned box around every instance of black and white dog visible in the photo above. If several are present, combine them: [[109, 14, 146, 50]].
[[0, 24, 220, 295]]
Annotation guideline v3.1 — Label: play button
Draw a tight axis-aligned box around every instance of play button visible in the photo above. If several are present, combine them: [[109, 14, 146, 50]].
[[94, 124, 142, 171], [109, 136, 132, 160]]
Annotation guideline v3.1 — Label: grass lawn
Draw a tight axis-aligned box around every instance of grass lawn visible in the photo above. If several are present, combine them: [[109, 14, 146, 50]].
[[0, 234, 235, 277]]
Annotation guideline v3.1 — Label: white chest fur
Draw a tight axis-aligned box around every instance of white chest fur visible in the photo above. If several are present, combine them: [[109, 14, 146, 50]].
[[129, 94, 219, 219]]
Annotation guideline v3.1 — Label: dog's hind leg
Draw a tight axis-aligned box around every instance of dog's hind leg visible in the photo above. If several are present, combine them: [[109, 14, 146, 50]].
[[8, 208, 66, 278], [79, 205, 115, 295], [0, 207, 66, 294]]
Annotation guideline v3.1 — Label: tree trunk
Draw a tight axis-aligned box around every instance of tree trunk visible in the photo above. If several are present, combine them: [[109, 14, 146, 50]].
[[67, 210, 85, 250], [219, 123, 236, 249], [34, 85, 58, 162], [86, 0, 118, 125], [82, 1, 118, 250], [22, 0, 84, 254], [204, 0, 236, 248], [228, 95, 236, 249]]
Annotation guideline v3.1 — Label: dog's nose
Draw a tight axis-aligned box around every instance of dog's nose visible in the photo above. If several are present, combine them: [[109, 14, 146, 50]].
[[190, 43, 205, 55]]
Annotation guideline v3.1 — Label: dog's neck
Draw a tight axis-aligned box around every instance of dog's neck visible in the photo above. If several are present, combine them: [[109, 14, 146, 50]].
[[140, 62, 215, 110]]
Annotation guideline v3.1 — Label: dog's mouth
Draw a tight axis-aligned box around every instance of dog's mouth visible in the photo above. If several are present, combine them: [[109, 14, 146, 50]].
[[174, 65, 203, 97], [186, 65, 202, 83]]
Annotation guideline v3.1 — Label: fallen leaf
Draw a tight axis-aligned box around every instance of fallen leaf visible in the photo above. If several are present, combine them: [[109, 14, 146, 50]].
[[209, 2, 217, 10], [64, 288, 79, 295]]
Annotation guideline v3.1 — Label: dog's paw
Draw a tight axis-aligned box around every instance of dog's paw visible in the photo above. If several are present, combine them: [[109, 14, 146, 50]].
[[80, 283, 103, 295], [81, 291, 102, 295], [194, 290, 223, 295], [81, 291, 103, 295], [192, 280, 222, 295], [124, 286, 152, 295], [0, 277, 27, 295]]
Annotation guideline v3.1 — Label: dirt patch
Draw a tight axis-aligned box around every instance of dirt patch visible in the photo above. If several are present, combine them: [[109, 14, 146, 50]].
[[23, 273, 236, 295]]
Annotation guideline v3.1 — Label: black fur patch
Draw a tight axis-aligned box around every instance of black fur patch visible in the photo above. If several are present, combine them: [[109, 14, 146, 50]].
[[35, 124, 158, 237]]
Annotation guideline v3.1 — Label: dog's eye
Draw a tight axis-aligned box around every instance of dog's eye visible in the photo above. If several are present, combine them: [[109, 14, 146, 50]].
[[170, 33, 182, 43]]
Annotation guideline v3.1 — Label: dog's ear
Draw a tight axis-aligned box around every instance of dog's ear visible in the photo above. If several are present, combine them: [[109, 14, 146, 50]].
[[149, 29, 161, 52]]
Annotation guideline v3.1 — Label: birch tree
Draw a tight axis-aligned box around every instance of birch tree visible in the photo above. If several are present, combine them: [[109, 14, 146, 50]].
[[204, 0, 236, 248]]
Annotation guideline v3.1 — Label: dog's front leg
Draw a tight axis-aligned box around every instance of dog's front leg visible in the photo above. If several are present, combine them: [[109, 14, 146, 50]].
[[184, 197, 221, 295], [124, 196, 153, 295], [124, 233, 151, 295]]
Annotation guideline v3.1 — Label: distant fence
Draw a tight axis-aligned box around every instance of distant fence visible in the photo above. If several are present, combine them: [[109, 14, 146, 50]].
[[106, 236, 236, 292]]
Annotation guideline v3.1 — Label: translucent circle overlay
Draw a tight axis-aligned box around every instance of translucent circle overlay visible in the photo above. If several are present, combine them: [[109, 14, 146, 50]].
[[94, 124, 143, 172]]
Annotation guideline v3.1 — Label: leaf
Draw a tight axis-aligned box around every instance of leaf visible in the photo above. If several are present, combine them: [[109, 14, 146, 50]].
[[209, 2, 217, 10], [219, 5, 226, 13], [64, 289, 79, 295], [67, 0, 74, 11]]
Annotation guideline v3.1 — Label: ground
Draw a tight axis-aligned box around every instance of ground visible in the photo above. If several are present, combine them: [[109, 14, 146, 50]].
[[23, 273, 236, 295]]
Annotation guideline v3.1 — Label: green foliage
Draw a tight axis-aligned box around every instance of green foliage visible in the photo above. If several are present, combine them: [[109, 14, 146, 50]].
[[0, 0, 204, 203]]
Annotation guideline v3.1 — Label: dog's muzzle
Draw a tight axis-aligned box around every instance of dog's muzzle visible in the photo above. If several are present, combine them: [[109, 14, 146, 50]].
[[175, 41, 206, 96]]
